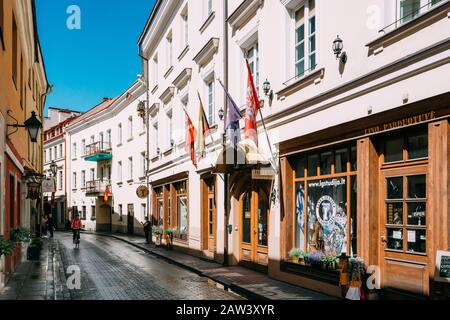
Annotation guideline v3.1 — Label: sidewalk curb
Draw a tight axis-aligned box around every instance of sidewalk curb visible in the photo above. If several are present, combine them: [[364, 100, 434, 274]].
[[89, 232, 268, 300]]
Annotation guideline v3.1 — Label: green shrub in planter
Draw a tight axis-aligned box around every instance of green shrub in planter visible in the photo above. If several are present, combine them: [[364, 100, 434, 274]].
[[289, 248, 303, 264], [14, 228, 31, 243], [0, 239, 15, 257], [30, 238, 43, 249]]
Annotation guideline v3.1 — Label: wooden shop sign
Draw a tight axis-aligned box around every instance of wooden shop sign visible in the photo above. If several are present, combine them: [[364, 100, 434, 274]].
[[364, 111, 436, 135]]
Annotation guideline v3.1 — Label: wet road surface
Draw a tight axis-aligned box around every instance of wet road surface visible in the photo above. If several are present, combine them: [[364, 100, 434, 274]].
[[57, 233, 242, 300]]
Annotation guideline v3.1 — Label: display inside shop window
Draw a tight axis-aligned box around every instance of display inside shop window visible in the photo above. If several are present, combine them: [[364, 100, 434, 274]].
[[407, 229, 426, 253]]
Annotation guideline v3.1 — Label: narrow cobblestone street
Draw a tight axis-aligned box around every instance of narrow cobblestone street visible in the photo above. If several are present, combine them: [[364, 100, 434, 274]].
[[57, 233, 241, 300]]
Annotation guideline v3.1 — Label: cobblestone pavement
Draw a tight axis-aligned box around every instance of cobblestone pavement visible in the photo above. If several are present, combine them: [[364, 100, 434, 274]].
[[57, 233, 242, 300]]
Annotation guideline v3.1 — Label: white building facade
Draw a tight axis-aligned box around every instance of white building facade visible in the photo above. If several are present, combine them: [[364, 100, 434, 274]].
[[65, 83, 147, 234]]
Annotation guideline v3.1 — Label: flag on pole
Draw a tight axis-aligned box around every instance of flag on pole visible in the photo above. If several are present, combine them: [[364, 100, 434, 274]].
[[196, 91, 211, 160], [104, 184, 111, 205], [184, 110, 197, 167], [244, 59, 261, 146], [217, 79, 242, 149]]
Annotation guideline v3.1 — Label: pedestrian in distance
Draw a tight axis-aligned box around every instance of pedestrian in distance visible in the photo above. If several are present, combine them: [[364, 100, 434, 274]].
[[71, 214, 83, 246], [47, 213, 54, 238], [41, 214, 48, 238], [141, 217, 151, 244]]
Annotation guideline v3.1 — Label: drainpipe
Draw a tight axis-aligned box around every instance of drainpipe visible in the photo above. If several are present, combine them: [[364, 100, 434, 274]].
[[223, 0, 229, 266], [139, 48, 152, 244]]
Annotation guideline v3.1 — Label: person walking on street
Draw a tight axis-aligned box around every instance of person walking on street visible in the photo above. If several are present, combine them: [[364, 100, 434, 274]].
[[71, 214, 83, 244], [47, 213, 54, 238], [141, 217, 151, 244], [41, 214, 48, 238]]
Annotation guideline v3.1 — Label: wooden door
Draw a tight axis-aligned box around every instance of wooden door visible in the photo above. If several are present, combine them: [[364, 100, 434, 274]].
[[202, 177, 216, 254], [239, 181, 270, 269], [380, 166, 429, 295]]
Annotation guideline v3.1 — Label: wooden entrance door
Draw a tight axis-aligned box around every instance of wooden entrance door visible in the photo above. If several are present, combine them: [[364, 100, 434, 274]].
[[239, 181, 270, 269], [202, 177, 216, 254], [380, 166, 429, 295]]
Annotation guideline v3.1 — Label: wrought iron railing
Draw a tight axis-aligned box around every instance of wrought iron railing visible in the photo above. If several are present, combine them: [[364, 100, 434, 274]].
[[85, 141, 112, 157], [85, 179, 111, 195], [282, 64, 318, 87]]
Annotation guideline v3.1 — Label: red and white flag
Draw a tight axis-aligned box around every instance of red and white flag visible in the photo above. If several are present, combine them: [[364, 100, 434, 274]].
[[184, 111, 197, 167], [244, 59, 261, 146]]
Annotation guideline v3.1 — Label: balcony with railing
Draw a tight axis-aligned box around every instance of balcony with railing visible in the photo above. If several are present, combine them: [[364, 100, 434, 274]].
[[85, 179, 112, 197], [84, 141, 112, 162]]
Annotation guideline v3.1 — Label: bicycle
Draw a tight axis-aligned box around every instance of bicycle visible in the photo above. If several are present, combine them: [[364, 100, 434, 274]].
[[73, 229, 81, 249]]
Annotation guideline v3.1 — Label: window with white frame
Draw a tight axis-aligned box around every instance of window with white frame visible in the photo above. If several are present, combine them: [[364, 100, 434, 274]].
[[81, 139, 85, 156], [44, 150, 46, 163], [54, 146, 57, 160], [397, 0, 442, 24], [99, 132, 104, 145], [153, 122, 159, 154], [117, 162, 122, 182], [152, 54, 158, 88], [107, 129, 111, 145], [128, 116, 133, 139], [59, 144, 63, 158], [294, 0, 316, 79], [118, 123, 122, 144], [246, 43, 260, 94], [128, 157, 133, 181], [73, 143, 77, 158], [140, 152, 146, 177], [207, 81, 214, 125], [81, 170, 85, 188], [72, 172, 77, 189], [207, 0, 213, 16], [166, 31, 173, 70], [141, 203, 147, 219], [90, 135, 95, 145], [181, 7, 189, 48], [90, 168, 95, 181], [167, 110, 173, 148], [58, 171, 63, 191]]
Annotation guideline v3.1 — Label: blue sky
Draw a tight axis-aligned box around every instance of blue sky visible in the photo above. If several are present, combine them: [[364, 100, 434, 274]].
[[36, 0, 156, 114]]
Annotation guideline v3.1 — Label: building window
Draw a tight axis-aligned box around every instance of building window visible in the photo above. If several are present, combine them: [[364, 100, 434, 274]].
[[81, 170, 86, 188], [155, 187, 164, 226], [106, 129, 112, 146], [81, 140, 85, 156], [12, 14, 17, 87], [153, 122, 159, 154], [167, 110, 173, 148], [141, 203, 146, 219], [54, 146, 57, 160], [398, 0, 442, 24], [91, 206, 96, 221], [294, 0, 316, 79], [207, 82, 214, 125], [207, 0, 213, 16], [140, 152, 146, 177], [59, 144, 63, 158], [44, 150, 46, 163], [152, 54, 158, 88], [290, 144, 357, 257], [118, 123, 122, 144], [181, 8, 189, 48], [128, 116, 133, 139], [81, 206, 86, 220], [383, 127, 428, 163], [128, 157, 133, 181], [166, 31, 173, 70], [117, 161, 122, 182], [58, 171, 63, 191], [73, 143, 77, 158], [73, 172, 77, 189], [175, 181, 188, 240], [90, 135, 94, 145], [246, 43, 259, 94]]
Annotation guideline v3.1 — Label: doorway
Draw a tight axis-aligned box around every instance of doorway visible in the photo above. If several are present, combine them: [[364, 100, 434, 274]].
[[202, 177, 216, 255], [127, 204, 134, 235], [239, 180, 270, 271]]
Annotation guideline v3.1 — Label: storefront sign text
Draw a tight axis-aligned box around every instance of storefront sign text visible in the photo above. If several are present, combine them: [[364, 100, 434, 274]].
[[364, 111, 436, 135], [435, 250, 450, 283]]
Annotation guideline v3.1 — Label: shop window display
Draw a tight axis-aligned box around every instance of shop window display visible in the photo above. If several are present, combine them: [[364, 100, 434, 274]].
[[293, 145, 357, 257]]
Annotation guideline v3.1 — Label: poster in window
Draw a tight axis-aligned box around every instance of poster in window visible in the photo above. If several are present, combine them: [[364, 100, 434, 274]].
[[307, 178, 348, 255]]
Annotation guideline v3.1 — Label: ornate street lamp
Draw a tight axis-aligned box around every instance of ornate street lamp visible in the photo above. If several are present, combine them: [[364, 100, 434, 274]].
[[218, 108, 224, 121], [263, 79, 274, 104], [332, 35, 347, 64], [50, 160, 57, 176], [7, 111, 42, 143], [137, 100, 146, 119]]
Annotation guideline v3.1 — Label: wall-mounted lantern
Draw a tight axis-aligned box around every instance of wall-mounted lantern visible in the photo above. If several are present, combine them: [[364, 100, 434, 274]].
[[333, 35, 347, 64]]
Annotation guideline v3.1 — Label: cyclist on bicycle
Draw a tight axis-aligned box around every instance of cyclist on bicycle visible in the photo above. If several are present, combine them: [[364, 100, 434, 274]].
[[71, 214, 82, 244]]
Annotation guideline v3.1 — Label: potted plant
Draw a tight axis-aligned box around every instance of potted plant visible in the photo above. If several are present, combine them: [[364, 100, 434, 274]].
[[164, 229, 174, 250], [152, 226, 163, 246], [27, 237, 43, 261], [323, 254, 339, 271], [0, 239, 15, 257], [289, 248, 303, 264], [308, 251, 325, 268]]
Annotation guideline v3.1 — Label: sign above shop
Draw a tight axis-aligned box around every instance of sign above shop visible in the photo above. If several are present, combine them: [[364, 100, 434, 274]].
[[42, 178, 56, 193], [364, 111, 435, 135], [252, 168, 276, 180], [435, 250, 450, 283], [136, 185, 149, 199]]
